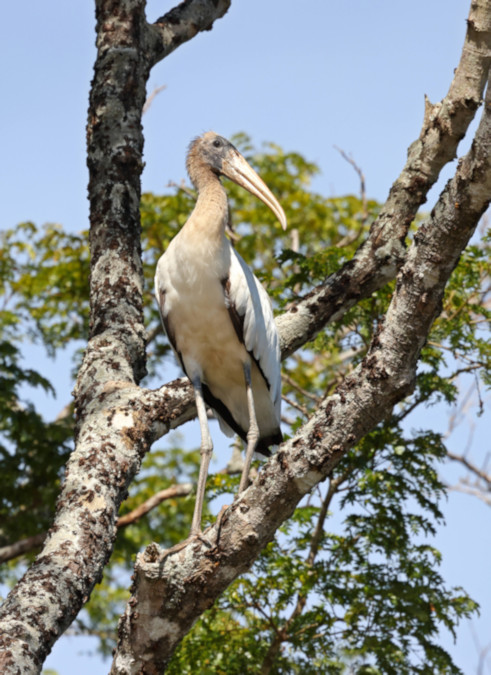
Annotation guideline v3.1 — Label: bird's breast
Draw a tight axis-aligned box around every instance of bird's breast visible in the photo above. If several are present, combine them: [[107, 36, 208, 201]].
[[156, 239, 246, 382], [163, 230, 230, 285], [170, 285, 247, 385]]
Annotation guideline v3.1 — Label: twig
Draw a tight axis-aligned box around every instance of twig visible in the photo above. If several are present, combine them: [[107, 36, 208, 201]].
[[145, 322, 163, 346], [447, 451, 491, 488], [0, 533, 46, 566], [281, 372, 321, 404], [281, 394, 309, 418], [167, 179, 195, 199], [142, 84, 167, 115], [333, 145, 369, 246], [218, 438, 244, 475], [445, 484, 491, 506], [471, 621, 491, 675], [117, 483, 193, 527], [281, 413, 297, 426]]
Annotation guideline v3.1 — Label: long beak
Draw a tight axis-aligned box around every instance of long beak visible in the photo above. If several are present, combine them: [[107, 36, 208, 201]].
[[221, 150, 287, 230]]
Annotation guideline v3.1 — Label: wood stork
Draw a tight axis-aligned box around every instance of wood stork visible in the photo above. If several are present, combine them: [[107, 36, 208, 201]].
[[155, 132, 287, 535]]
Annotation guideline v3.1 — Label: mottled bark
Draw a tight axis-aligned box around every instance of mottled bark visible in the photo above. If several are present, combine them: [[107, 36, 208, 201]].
[[147, 0, 232, 65], [0, 0, 489, 673]]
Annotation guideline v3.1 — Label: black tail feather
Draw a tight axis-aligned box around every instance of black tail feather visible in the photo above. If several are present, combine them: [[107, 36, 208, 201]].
[[201, 383, 282, 456]]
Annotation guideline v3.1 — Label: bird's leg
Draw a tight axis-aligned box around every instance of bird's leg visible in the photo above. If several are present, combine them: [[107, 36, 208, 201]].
[[191, 377, 214, 535], [239, 362, 260, 493]]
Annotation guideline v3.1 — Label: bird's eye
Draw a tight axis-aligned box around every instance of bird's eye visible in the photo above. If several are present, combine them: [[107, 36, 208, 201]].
[[213, 139, 222, 148]]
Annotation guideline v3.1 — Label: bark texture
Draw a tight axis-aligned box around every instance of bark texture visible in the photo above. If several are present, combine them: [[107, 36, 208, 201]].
[[0, 1, 489, 673]]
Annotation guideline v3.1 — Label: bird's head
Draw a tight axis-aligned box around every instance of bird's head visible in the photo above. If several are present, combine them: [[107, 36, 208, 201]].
[[187, 132, 287, 230]]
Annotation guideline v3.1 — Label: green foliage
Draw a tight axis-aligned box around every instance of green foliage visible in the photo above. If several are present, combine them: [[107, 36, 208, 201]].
[[1, 135, 489, 671], [0, 222, 90, 354], [0, 226, 74, 560]]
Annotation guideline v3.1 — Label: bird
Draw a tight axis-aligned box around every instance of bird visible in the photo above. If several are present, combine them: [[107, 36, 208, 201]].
[[155, 131, 287, 535]]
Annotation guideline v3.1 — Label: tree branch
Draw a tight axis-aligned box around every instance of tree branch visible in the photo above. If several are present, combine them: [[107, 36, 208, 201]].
[[146, 0, 232, 66], [0, 534, 47, 567], [276, 0, 491, 359], [447, 451, 491, 490], [109, 71, 491, 672], [118, 483, 194, 527], [333, 146, 368, 247], [446, 483, 491, 506], [142, 84, 166, 115]]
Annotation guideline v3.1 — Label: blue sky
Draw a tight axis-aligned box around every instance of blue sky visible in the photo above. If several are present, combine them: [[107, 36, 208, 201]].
[[2, 1, 490, 673]]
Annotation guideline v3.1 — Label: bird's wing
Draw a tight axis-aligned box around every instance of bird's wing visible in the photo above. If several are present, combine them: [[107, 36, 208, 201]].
[[223, 249, 282, 417]]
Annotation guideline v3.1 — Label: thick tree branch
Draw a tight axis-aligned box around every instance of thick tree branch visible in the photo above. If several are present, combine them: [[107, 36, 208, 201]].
[[110, 70, 491, 674], [276, 0, 491, 359], [146, 0, 231, 66], [85, 0, 149, 386]]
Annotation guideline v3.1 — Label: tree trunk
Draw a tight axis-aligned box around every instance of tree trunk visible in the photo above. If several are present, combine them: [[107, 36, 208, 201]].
[[0, 1, 489, 673]]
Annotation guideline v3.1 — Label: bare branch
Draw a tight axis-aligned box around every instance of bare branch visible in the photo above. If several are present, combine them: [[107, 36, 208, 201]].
[[447, 451, 491, 489], [333, 146, 367, 209], [446, 484, 491, 506], [333, 145, 368, 246], [147, 0, 232, 67], [145, 321, 163, 346], [166, 179, 196, 199], [276, 2, 491, 359], [0, 534, 47, 566], [281, 393, 309, 418], [142, 84, 166, 115], [281, 372, 322, 404], [117, 483, 193, 527]]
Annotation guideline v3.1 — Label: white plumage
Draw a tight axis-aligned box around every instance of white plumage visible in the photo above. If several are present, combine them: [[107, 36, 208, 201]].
[[155, 132, 286, 534]]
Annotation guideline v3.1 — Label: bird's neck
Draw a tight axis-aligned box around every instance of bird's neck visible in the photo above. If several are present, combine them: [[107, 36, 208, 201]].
[[188, 178, 229, 240]]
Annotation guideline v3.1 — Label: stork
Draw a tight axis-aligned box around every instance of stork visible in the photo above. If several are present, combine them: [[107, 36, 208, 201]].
[[155, 132, 287, 535]]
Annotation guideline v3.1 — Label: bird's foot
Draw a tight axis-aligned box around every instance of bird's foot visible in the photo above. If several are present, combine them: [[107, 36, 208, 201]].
[[158, 537, 194, 561], [158, 531, 212, 561], [160, 506, 231, 561]]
